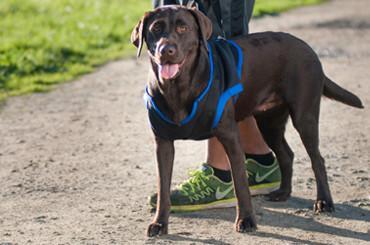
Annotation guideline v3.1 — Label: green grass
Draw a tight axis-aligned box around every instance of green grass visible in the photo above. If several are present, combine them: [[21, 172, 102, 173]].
[[0, 0, 151, 100], [0, 0, 324, 100], [254, 0, 324, 16]]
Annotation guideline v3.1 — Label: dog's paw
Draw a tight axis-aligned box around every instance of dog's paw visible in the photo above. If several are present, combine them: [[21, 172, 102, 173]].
[[314, 200, 335, 214], [147, 222, 168, 237], [235, 216, 257, 233], [267, 189, 291, 202]]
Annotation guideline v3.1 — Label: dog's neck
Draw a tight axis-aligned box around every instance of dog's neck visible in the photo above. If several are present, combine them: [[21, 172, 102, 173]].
[[148, 45, 210, 125]]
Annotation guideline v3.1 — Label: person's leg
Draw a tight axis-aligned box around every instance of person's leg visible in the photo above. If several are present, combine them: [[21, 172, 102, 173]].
[[204, 117, 280, 200], [206, 117, 278, 184], [239, 117, 271, 155], [206, 117, 277, 185], [207, 117, 271, 172], [206, 137, 229, 170], [218, 0, 255, 38]]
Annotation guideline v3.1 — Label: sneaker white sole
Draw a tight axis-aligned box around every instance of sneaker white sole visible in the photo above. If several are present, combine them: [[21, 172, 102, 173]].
[[159, 182, 281, 212]]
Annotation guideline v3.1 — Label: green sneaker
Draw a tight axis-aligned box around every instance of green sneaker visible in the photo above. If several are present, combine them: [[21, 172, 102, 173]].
[[247, 158, 281, 196], [149, 159, 281, 212], [149, 164, 236, 212]]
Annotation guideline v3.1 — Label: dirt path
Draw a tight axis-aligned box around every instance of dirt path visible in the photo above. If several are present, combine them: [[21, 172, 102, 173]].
[[0, 0, 369, 244]]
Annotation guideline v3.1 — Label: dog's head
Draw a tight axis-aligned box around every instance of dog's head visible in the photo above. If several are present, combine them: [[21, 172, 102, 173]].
[[131, 5, 212, 81]]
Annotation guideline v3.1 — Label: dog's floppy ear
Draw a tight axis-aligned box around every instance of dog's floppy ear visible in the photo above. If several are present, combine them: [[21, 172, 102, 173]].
[[131, 12, 153, 57], [188, 7, 212, 51]]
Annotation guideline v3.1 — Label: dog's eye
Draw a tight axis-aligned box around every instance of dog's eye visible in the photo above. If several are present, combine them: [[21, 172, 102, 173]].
[[176, 25, 188, 34], [151, 23, 162, 34]]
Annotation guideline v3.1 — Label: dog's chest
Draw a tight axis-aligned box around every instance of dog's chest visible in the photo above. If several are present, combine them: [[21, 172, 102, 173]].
[[144, 39, 244, 140]]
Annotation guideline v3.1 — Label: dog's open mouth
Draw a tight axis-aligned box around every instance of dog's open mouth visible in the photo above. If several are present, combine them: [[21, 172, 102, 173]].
[[148, 49, 188, 80], [156, 56, 187, 80], [158, 63, 180, 80]]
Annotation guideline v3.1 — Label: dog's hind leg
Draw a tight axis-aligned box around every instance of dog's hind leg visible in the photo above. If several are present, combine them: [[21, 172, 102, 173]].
[[289, 93, 334, 213], [269, 137, 294, 201], [293, 117, 334, 213], [281, 54, 334, 212], [147, 137, 175, 236], [256, 108, 294, 201]]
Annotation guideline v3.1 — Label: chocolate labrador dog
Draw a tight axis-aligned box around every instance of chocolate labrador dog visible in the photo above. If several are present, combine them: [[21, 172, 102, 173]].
[[131, 5, 363, 236]]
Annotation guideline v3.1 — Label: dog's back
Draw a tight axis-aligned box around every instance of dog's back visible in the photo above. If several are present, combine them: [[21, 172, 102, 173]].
[[233, 31, 363, 121]]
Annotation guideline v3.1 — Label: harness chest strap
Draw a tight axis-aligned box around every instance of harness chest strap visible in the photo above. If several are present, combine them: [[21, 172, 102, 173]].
[[144, 39, 244, 140]]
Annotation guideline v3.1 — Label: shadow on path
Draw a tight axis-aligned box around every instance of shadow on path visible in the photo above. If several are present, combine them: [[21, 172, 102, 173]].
[[171, 196, 370, 243]]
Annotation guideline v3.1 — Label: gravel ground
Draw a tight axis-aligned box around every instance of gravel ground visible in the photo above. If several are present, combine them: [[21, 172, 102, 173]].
[[0, 0, 369, 244]]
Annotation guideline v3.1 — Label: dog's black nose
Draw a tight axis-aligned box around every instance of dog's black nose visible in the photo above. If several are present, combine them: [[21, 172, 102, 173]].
[[160, 44, 177, 57]]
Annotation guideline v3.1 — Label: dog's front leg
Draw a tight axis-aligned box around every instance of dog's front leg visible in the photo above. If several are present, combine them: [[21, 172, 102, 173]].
[[215, 105, 257, 233], [147, 136, 174, 237]]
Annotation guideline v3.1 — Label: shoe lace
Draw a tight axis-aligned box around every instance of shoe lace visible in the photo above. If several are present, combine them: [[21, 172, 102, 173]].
[[178, 169, 214, 201], [247, 170, 253, 177]]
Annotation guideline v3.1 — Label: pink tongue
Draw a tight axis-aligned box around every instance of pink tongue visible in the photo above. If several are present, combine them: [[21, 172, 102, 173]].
[[159, 64, 179, 80]]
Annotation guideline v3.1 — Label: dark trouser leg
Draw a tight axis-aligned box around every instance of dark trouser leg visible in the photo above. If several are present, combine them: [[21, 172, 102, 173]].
[[218, 0, 255, 38], [152, 0, 178, 8]]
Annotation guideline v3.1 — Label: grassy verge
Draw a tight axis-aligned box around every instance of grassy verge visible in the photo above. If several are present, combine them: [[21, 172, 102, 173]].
[[0, 0, 151, 100], [0, 0, 324, 100], [254, 0, 324, 17]]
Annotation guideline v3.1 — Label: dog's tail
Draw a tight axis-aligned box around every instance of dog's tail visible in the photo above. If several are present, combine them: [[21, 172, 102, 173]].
[[323, 76, 364, 109]]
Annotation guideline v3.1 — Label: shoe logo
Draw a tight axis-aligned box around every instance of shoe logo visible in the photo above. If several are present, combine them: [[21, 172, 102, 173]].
[[255, 165, 279, 183], [215, 185, 234, 200]]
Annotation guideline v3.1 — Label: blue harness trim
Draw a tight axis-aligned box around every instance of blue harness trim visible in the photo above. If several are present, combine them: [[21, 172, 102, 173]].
[[211, 83, 243, 128], [144, 40, 244, 131]]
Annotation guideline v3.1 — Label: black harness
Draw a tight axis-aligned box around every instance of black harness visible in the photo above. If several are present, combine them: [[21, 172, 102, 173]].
[[144, 38, 244, 140]]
